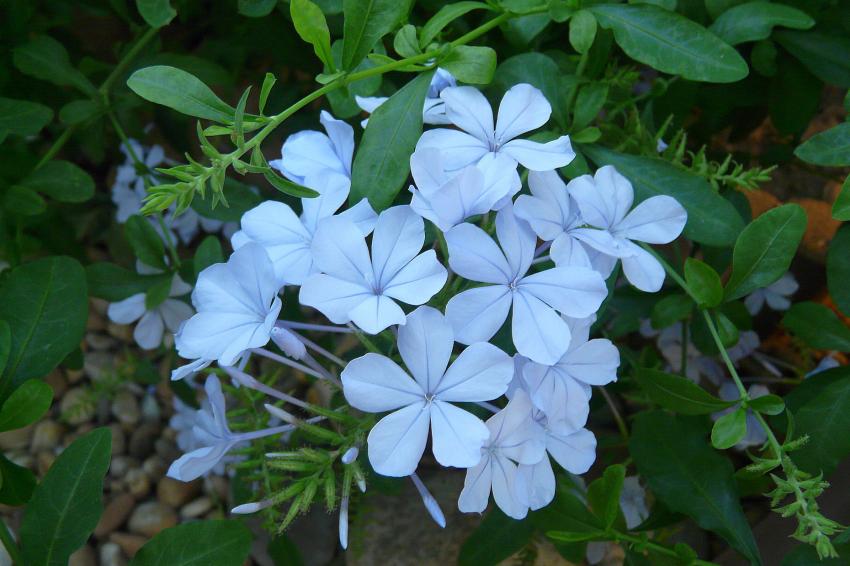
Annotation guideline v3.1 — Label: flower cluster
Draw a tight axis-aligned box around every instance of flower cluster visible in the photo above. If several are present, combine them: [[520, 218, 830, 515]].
[[165, 81, 687, 538]]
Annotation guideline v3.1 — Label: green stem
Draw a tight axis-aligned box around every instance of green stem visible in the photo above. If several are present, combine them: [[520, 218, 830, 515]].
[[598, 386, 629, 440], [702, 311, 748, 399], [614, 531, 717, 566], [0, 520, 21, 565], [34, 127, 76, 170], [157, 215, 182, 268]]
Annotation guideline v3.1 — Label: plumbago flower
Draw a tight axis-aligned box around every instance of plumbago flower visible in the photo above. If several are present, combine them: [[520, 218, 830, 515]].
[[270, 110, 353, 187], [745, 272, 798, 315], [300, 206, 447, 334], [568, 165, 688, 292], [232, 171, 377, 286], [356, 68, 456, 126], [107, 263, 193, 350], [416, 83, 575, 173], [445, 205, 607, 364], [341, 306, 514, 476]]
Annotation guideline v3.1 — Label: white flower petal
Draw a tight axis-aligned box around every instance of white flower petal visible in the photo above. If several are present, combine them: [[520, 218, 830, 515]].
[[342, 353, 424, 412], [561, 339, 620, 386], [571, 228, 631, 258], [397, 306, 454, 393], [410, 148, 450, 198], [546, 428, 596, 474], [192, 243, 280, 316], [514, 171, 572, 241], [319, 110, 354, 176], [445, 285, 512, 344], [490, 391, 546, 464], [298, 274, 373, 324], [107, 294, 146, 324], [435, 343, 513, 402], [512, 291, 571, 365], [495, 83, 551, 143], [491, 454, 527, 519], [522, 364, 590, 433], [299, 172, 350, 232], [167, 442, 234, 482], [458, 456, 492, 514], [621, 242, 666, 292], [518, 266, 607, 318], [445, 223, 512, 284], [550, 235, 593, 268], [500, 136, 575, 171], [338, 198, 378, 236], [371, 206, 425, 287], [382, 250, 447, 305], [616, 195, 687, 244], [569, 165, 634, 229], [441, 86, 495, 145], [430, 400, 489, 468], [348, 294, 406, 334], [277, 130, 345, 184], [310, 216, 373, 285], [415, 129, 490, 171], [516, 457, 555, 511], [355, 95, 386, 114], [135, 310, 165, 350], [367, 401, 430, 477], [495, 205, 536, 280], [159, 299, 194, 332]]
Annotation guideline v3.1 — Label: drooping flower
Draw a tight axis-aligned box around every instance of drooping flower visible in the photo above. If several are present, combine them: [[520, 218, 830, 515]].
[[520, 314, 619, 432], [745, 272, 798, 315], [233, 172, 377, 286], [416, 84, 575, 172], [356, 68, 456, 127], [514, 169, 618, 274], [714, 382, 769, 450], [568, 165, 687, 292], [112, 141, 167, 223], [409, 148, 520, 231], [107, 264, 193, 350], [270, 111, 353, 187], [300, 206, 447, 334], [341, 306, 514, 476], [457, 391, 546, 519], [445, 205, 607, 364], [174, 243, 282, 372]]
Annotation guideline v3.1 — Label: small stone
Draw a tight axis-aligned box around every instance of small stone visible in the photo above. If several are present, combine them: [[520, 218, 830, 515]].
[[31, 420, 63, 453], [0, 424, 33, 451], [44, 369, 68, 398], [153, 437, 179, 461], [37, 450, 56, 475], [128, 501, 177, 537], [68, 545, 97, 566], [110, 456, 131, 479], [90, 297, 110, 316], [109, 424, 127, 456], [84, 351, 115, 382], [95, 493, 135, 537], [157, 476, 201, 507], [140, 394, 161, 422], [142, 455, 166, 480], [109, 533, 147, 558], [99, 542, 127, 566], [66, 368, 85, 384], [111, 391, 141, 426], [60, 387, 95, 425], [86, 332, 116, 351], [107, 322, 134, 342], [126, 468, 151, 498], [180, 496, 214, 519], [129, 422, 160, 458]]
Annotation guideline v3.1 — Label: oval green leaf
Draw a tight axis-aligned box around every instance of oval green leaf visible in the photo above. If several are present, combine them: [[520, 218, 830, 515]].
[[709, 2, 814, 46], [776, 30, 850, 88], [794, 122, 850, 167], [341, 0, 413, 70], [711, 407, 747, 449], [636, 368, 735, 415], [782, 302, 850, 352], [130, 520, 252, 566], [684, 258, 723, 308], [0, 97, 53, 139], [136, 0, 176, 28], [0, 380, 53, 432], [17, 160, 95, 203], [127, 66, 235, 123], [828, 224, 850, 316]]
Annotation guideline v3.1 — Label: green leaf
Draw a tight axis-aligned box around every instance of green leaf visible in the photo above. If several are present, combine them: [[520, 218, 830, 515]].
[[291, 0, 335, 70], [4, 185, 46, 216], [263, 169, 320, 198], [0, 97, 53, 139], [341, 0, 413, 70], [238, 0, 278, 17], [17, 160, 95, 203], [458, 508, 535, 566], [794, 122, 850, 167], [711, 407, 747, 449], [650, 293, 693, 329], [635, 368, 735, 415], [587, 464, 626, 529], [393, 24, 420, 58], [145, 277, 172, 310], [20, 427, 111, 566], [832, 175, 850, 221], [572, 82, 608, 130], [569, 10, 597, 54], [581, 146, 744, 246], [828, 224, 850, 316], [493, 53, 569, 129], [419, 1, 492, 49], [708, 2, 813, 46], [588, 4, 748, 83], [0, 380, 52, 432], [723, 204, 807, 300], [715, 312, 739, 348], [195, 236, 224, 278], [136, 0, 176, 27], [13, 36, 97, 96], [58, 99, 101, 125], [630, 412, 761, 564], [0, 257, 88, 394], [259, 73, 277, 115], [130, 520, 252, 566], [440, 45, 497, 85], [127, 66, 236, 123], [547, 530, 601, 543], [782, 302, 850, 352], [776, 30, 850, 88], [684, 258, 723, 308], [125, 215, 168, 270], [86, 262, 170, 301], [0, 322, 9, 376], [784, 367, 850, 476], [0, 453, 36, 506], [349, 70, 434, 210], [748, 394, 784, 416]]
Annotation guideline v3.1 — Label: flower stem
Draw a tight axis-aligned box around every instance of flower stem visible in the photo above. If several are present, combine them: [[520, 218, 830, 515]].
[[0, 521, 21, 565]]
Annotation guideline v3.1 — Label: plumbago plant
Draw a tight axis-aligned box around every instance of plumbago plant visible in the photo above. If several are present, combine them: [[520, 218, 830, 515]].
[[3, 0, 850, 564]]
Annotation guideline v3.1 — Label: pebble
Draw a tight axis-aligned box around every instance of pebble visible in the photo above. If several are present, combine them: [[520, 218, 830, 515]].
[[86, 332, 117, 351], [109, 424, 127, 456], [140, 394, 161, 422], [157, 476, 201, 507], [44, 369, 68, 398], [66, 368, 85, 384], [84, 351, 115, 382], [90, 298, 110, 316], [99, 542, 127, 566], [111, 391, 141, 427], [180, 496, 214, 519], [142, 455, 166, 480], [95, 493, 136, 537], [60, 387, 95, 425], [37, 450, 56, 475], [30, 420, 63, 453], [68, 545, 97, 566], [126, 468, 151, 498], [154, 437, 179, 461], [109, 533, 147, 558], [107, 322, 134, 342], [128, 501, 177, 537], [0, 424, 33, 451], [129, 422, 160, 458], [110, 455, 131, 479]]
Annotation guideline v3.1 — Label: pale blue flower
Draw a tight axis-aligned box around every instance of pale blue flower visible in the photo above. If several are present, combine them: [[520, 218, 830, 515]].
[[270, 110, 353, 187], [445, 205, 607, 364], [745, 272, 798, 314], [299, 206, 447, 334], [341, 306, 514, 476], [356, 68, 457, 127]]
